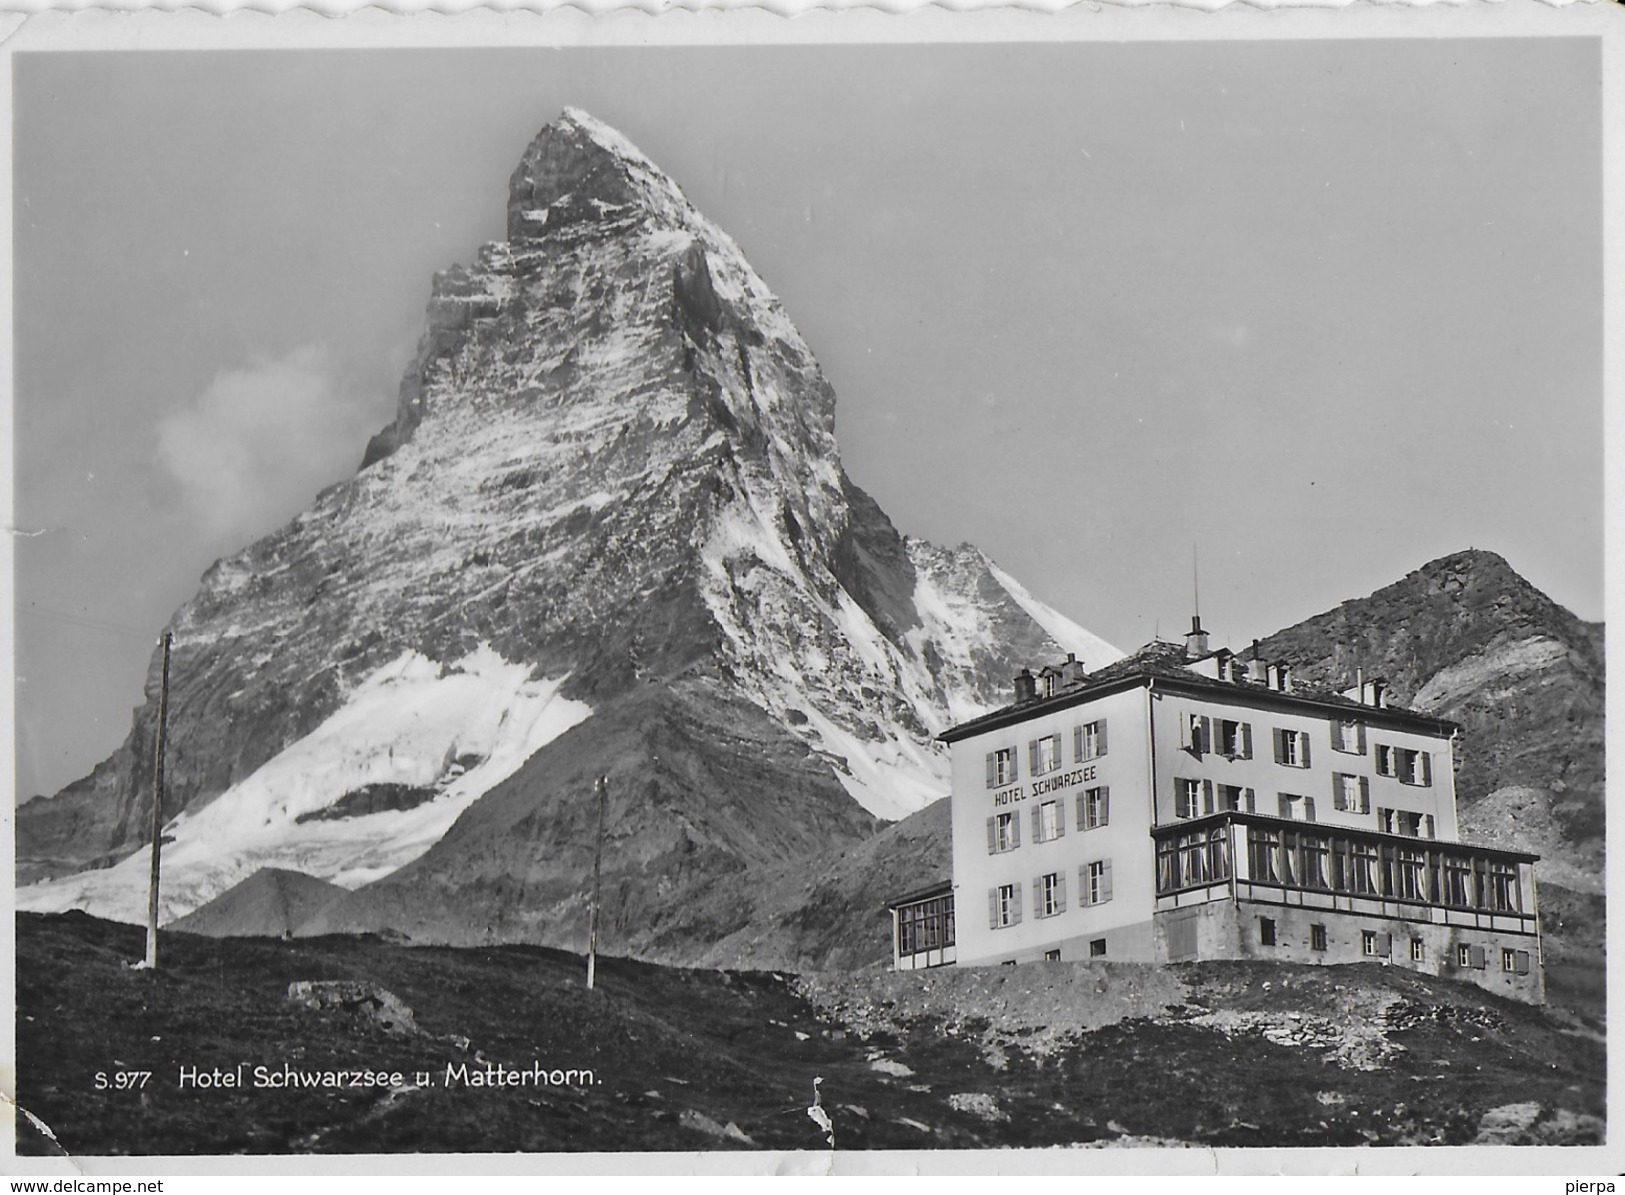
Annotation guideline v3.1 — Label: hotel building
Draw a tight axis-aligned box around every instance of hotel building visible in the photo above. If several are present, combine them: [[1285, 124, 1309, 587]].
[[890, 619, 1544, 1004]]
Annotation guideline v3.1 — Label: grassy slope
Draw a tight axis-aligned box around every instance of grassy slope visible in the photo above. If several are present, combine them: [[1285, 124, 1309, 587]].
[[16, 912, 1603, 1156]]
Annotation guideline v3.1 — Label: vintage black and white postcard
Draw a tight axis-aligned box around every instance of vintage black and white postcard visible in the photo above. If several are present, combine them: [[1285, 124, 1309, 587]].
[[3, 0, 1619, 1180]]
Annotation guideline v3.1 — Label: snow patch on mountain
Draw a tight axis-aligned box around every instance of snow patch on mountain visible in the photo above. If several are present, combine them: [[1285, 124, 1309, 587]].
[[17, 646, 591, 924], [989, 564, 1124, 670]]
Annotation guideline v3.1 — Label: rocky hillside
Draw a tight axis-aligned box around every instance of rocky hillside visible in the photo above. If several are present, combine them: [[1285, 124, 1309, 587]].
[[16, 109, 1117, 933], [15, 912, 1604, 1155], [1256, 549, 1605, 893]]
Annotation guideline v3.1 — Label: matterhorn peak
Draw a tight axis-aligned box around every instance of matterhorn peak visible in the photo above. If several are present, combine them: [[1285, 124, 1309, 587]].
[[17, 108, 1121, 951], [506, 108, 695, 242]]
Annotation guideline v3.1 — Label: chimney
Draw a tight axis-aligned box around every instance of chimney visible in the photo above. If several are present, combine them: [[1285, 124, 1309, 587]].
[[1013, 668, 1037, 704], [1248, 640, 1269, 684], [1371, 677, 1388, 708], [1059, 652, 1086, 687], [1184, 615, 1210, 660]]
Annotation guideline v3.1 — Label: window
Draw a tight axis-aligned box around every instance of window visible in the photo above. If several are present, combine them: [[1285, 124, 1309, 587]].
[[1393, 848, 1427, 901], [1488, 860, 1520, 913], [1310, 923, 1328, 952], [1176, 778, 1207, 820], [1397, 748, 1432, 787], [1181, 714, 1211, 756], [1089, 938, 1107, 958], [1259, 917, 1277, 947], [1332, 773, 1370, 814], [1246, 826, 1281, 883], [1296, 833, 1330, 890], [1084, 859, 1114, 906], [1038, 871, 1066, 918], [1274, 728, 1311, 768], [1076, 720, 1108, 762], [1442, 856, 1472, 906], [1218, 719, 1253, 759], [1332, 719, 1367, 755], [1375, 744, 1396, 777], [987, 747, 1018, 788], [1218, 784, 1253, 813], [1350, 841, 1379, 895], [1379, 807, 1428, 838], [1034, 799, 1064, 843], [1044, 948, 1062, 961], [1457, 943, 1487, 970], [1502, 948, 1517, 972], [986, 811, 1021, 854], [1156, 827, 1231, 894], [989, 882, 1022, 929], [1030, 734, 1061, 777], [1362, 930, 1391, 958], [1078, 786, 1110, 830], [896, 895, 955, 955], [1410, 937, 1426, 962], [1278, 793, 1315, 822]]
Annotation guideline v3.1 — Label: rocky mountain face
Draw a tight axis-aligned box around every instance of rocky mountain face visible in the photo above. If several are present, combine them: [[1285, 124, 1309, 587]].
[[17, 110, 1118, 931], [1255, 549, 1604, 893]]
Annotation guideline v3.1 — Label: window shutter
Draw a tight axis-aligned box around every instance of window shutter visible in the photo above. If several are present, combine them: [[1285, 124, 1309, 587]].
[[1420, 751, 1433, 787], [987, 816, 997, 854], [1029, 740, 1039, 775], [1097, 721, 1108, 757], [988, 888, 999, 930], [1515, 950, 1530, 975], [1274, 728, 1286, 764], [1011, 816, 1021, 849], [1278, 793, 1292, 818], [1358, 723, 1368, 754], [1359, 776, 1371, 813], [986, 753, 997, 789], [1056, 803, 1067, 838], [1101, 787, 1111, 826], [1329, 720, 1340, 750], [1203, 779, 1215, 816], [1200, 717, 1212, 754], [1010, 882, 1023, 925], [1239, 723, 1252, 760], [1299, 732, 1310, 768], [1376, 932, 1392, 958], [1243, 787, 1255, 813], [1100, 859, 1114, 903], [1330, 772, 1342, 808], [1032, 877, 1043, 918], [1031, 805, 1042, 842], [1076, 792, 1088, 829], [1056, 871, 1068, 913], [1074, 724, 1084, 761], [1424, 814, 1436, 839], [1471, 945, 1487, 970], [1304, 796, 1316, 822]]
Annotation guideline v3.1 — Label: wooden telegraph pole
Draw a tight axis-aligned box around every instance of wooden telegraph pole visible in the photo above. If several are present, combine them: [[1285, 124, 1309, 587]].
[[144, 631, 173, 970], [586, 775, 607, 991]]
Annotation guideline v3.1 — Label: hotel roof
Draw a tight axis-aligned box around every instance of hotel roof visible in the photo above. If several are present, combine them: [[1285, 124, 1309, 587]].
[[937, 639, 1461, 744]]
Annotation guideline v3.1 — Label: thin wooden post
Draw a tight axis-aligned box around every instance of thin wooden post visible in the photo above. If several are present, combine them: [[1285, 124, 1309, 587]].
[[145, 631, 173, 970], [586, 775, 607, 991]]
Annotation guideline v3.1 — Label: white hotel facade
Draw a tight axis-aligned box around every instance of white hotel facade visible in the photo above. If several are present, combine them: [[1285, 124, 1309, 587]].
[[891, 619, 1545, 1004]]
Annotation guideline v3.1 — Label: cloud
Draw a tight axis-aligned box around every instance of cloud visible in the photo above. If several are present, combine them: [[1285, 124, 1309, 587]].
[[156, 346, 393, 543]]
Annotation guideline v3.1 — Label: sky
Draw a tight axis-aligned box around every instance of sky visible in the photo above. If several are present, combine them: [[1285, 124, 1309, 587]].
[[11, 38, 1603, 803]]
